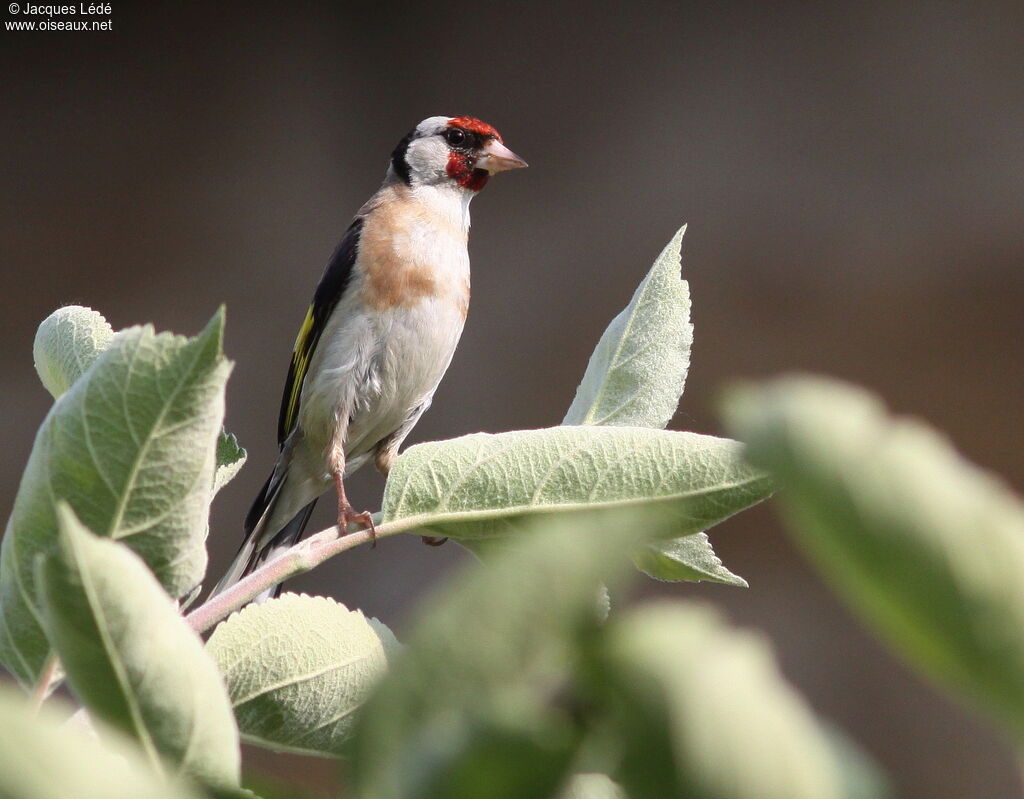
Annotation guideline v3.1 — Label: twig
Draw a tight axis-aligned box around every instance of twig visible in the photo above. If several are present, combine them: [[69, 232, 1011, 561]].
[[186, 514, 425, 635], [31, 653, 60, 712]]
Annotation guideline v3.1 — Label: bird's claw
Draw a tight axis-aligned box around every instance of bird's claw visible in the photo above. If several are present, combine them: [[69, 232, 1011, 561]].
[[339, 503, 377, 547]]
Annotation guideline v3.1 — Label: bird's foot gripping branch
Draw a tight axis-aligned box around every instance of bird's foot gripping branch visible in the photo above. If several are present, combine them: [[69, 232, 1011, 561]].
[[5, 227, 917, 799]]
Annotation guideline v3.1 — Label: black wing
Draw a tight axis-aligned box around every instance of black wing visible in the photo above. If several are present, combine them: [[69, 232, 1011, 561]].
[[277, 217, 364, 445]]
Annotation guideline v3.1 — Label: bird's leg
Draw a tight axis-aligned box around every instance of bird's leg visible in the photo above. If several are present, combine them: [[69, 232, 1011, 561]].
[[331, 469, 376, 547]]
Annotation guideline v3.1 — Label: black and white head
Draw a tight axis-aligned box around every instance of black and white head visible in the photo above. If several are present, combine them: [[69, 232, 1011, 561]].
[[389, 115, 527, 192]]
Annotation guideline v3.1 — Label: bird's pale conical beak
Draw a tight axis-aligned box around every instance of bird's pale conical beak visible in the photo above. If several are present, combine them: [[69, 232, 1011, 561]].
[[476, 140, 528, 173]]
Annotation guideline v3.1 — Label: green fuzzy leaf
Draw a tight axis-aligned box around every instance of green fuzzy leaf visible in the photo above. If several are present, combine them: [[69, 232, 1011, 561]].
[[0, 311, 230, 685], [555, 231, 744, 589], [214, 430, 247, 497], [349, 508, 680, 799], [32, 305, 115, 399], [633, 533, 748, 586], [221, 777, 313, 799], [822, 723, 893, 799], [563, 226, 692, 428], [597, 602, 844, 799], [202, 789, 266, 799], [0, 686, 206, 799], [558, 774, 627, 799], [33, 305, 244, 499], [41, 506, 240, 787], [206, 593, 397, 757], [382, 426, 772, 542], [724, 376, 1024, 744]]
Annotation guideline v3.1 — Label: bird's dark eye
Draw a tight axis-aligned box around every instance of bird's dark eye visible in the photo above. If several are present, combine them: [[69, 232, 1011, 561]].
[[444, 128, 467, 147]]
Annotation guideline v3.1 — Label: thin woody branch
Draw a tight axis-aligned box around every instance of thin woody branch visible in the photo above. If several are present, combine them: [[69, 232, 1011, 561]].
[[186, 515, 423, 635]]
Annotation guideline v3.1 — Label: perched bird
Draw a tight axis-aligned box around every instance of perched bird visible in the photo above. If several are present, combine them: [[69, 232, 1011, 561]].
[[214, 116, 527, 598]]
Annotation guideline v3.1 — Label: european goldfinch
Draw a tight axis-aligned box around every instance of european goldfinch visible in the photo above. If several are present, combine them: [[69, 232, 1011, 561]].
[[215, 116, 526, 597]]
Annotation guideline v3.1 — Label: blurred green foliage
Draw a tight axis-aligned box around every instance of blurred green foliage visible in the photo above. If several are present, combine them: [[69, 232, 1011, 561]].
[[20, 230, 1024, 797]]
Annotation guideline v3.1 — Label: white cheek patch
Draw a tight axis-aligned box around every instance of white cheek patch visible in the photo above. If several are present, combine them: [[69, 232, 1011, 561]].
[[405, 136, 452, 185]]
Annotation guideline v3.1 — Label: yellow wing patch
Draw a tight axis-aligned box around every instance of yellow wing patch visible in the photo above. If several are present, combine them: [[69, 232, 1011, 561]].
[[280, 305, 316, 441], [276, 214, 364, 444]]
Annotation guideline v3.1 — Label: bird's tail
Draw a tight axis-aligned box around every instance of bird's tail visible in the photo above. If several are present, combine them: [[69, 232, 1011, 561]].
[[211, 465, 318, 602]]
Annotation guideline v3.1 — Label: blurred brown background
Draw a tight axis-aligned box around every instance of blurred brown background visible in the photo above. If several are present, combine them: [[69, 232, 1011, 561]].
[[3, 1, 1023, 796]]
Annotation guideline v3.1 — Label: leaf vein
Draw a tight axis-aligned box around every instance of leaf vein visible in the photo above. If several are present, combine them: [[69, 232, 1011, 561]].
[[232, 655, 367, 708]]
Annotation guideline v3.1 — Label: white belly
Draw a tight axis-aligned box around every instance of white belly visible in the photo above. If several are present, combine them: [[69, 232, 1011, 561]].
[[347, 296, 466, 458], [297, 264, 468, 473]]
